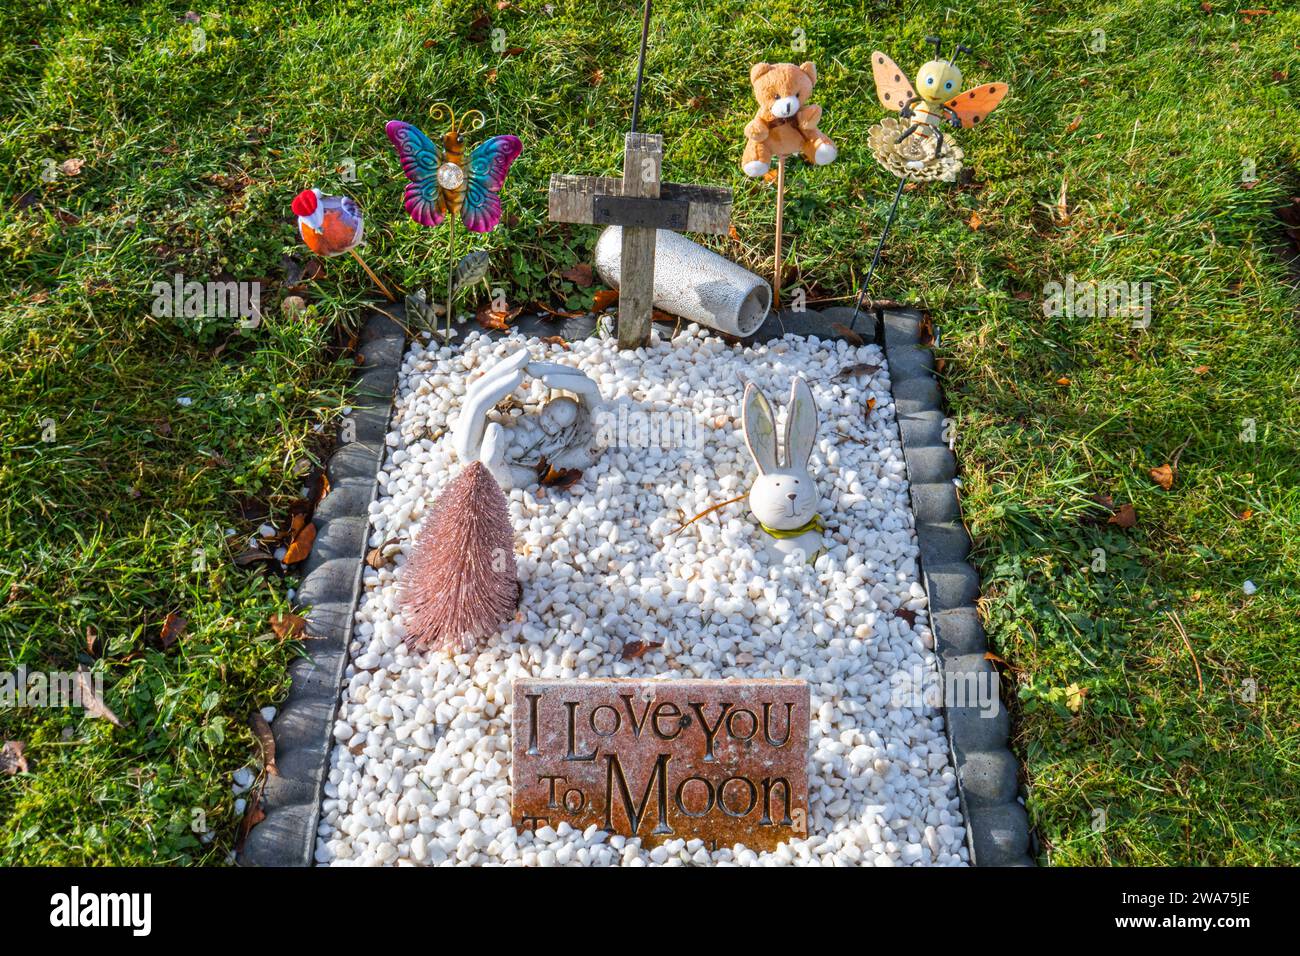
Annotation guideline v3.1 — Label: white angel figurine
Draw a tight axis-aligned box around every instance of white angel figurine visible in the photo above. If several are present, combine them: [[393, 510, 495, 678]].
[[741, 377, 826, 559], [451, 348, 604, 490]]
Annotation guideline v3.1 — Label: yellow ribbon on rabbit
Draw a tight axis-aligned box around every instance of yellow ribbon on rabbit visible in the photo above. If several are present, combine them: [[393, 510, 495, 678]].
[[758, 514, 826, 539]]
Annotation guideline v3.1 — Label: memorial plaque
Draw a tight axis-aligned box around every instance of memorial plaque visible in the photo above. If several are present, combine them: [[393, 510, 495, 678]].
[[511, 679, 810, 851]]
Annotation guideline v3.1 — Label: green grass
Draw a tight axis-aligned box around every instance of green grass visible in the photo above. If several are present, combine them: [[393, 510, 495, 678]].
[[1, 0, 1296, 864]]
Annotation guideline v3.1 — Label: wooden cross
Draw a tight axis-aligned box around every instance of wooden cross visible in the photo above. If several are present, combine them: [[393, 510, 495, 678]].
[[548, 133, 732, 349]]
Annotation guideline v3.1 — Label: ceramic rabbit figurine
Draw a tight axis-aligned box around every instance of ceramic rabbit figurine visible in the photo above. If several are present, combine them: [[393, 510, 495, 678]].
[[741, 377, 825, 559]]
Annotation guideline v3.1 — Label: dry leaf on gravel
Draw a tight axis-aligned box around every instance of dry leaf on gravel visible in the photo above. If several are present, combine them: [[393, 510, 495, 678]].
[[622, 640, 663, 660], [836, 363, 880, 380], [831, 324, 864, 346]]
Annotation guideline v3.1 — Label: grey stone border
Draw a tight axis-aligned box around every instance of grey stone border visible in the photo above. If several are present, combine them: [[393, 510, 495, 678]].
[[875, 308, 1034, 867], [240, 301, 1032, 867], [239, 307, 405, 867]]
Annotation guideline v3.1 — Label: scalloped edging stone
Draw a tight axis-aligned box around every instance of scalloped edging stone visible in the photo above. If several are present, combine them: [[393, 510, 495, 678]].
[[239, 307, 405, 867], [242, 302, 1031, 866], [878, 308, 1034, 867]]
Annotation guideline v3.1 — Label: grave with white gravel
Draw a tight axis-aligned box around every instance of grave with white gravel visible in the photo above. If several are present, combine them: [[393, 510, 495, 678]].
[[314, 323, 968, 866]]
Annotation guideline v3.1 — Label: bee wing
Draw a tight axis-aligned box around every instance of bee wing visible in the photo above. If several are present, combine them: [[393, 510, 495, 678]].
[[871, 51, 917, 111], [945, 82, 1008, 128]]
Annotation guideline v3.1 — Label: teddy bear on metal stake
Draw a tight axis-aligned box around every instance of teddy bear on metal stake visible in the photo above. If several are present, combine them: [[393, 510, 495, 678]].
[[740, 62, 837, 310]]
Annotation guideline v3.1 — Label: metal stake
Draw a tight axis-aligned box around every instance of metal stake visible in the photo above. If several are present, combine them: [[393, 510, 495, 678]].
[[773, 153, 786, 310], [444, 214, 457, 341], [849, 174, 908, 332], [630, 0, 652, 133], [348, 248, 396, 302]]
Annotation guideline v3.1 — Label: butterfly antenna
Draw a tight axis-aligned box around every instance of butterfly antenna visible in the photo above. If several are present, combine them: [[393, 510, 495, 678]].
[[951, 43, 972, 65], [926, 35, 943, 59]]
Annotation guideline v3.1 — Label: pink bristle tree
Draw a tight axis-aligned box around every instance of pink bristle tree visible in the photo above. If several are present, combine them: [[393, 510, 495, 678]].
[[401, 460, 518, 652]]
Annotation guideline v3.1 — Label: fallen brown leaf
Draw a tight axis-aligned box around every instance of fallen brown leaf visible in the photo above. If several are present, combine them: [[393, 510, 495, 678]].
[[234, 547, 278, 569], [1150, 464, 1174, 490], [1065, 116, 1082, 133], [476, 299, 521, 330], [1056, 376, 1071, 386], [536, 458, 582, 491], [592, 289, 619, 311], [269, 612, 307, 641], [540, 335, 570, 350], [560, 263, 594, 287], [76, 666, 124, 726], [836, 362, 881, 380], [621, 640, 663, 660], [894, 608, 917, 626], [59, 158, 85, 176], [968, 210, 983, 230], [235, 781, 266, 851], [364, 538, 399, 570], [0, 740, 28, 775], [865, 397, 877, 415], [1192, 365, 1210, 375], [984, 650, 1019, 671], [918, 314, 935, 346], [160, 611, 187, 649], [831, 323, 864, 346], [250, 711, 278, 776], [283, 522, 316, 563], [1108, 503, 1137, 529]]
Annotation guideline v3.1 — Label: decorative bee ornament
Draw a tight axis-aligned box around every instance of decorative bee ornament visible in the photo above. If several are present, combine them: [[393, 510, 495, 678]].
[[848, 37, 1009, 329], [386, 104, 522, 339], [870, 37, 1007, 171]]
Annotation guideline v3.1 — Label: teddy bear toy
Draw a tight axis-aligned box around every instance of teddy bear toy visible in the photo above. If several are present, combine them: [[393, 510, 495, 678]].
[[741, 61, 838, 178]]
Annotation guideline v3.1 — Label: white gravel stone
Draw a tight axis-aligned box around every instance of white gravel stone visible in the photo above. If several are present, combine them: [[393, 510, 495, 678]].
[[316, 325, 967, 867]]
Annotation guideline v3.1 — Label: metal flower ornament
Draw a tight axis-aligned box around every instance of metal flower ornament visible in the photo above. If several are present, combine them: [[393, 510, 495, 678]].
[[385, 104, 522, 339], [850, 36, 1008, 328]]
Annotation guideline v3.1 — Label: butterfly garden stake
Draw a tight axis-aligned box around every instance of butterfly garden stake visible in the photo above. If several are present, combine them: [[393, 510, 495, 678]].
[[849, 37, 1007, 329], [386, 104, 522, 340]]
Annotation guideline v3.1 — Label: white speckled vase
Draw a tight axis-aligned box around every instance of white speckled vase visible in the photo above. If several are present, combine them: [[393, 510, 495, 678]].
[[594, 226, 771, 338]]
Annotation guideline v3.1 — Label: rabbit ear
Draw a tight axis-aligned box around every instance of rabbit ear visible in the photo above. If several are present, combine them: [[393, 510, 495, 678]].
[[782, 377, 818, 470], [742, 382, 778, 475]]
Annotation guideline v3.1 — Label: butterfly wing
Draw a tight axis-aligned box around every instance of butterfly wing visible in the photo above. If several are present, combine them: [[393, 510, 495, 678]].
[[385, 120, 444, 227], [462, 134, 522, 233], [945, 83, 1008, 128], [871, 51, 917, 112]]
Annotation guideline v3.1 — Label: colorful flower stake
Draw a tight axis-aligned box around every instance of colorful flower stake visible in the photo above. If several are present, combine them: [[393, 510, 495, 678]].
[[385, 104, 522, 340], [291, 188, 396, 301], [849, 36, 1008, 330]]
